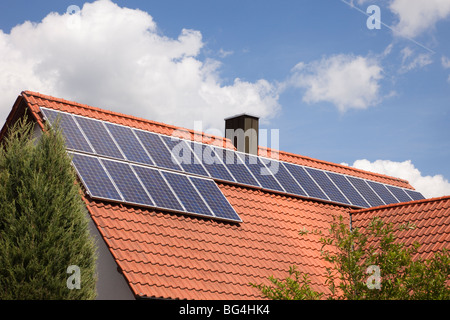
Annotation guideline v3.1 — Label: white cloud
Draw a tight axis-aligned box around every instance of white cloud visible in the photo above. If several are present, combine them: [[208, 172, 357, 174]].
[[349, 159, 450, 198], [0, 0, 280, 131], [442, 56, 450, 69], [389, 0, 450, 38], [218, 48, 233, 58], [288, 54, 383, 112], [399, 47, 433, 73]]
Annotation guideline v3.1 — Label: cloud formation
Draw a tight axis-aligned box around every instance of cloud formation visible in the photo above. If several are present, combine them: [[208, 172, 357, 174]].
[[390, 0, 450, 38], [288, 54, 383, 112], [399, 47, 433, 73], [0, 0, 280, 131], [348, 159, 450, 198]]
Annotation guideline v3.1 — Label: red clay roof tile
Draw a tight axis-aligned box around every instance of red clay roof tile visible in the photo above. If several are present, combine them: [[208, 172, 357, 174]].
[[351, 196, 450, 260]]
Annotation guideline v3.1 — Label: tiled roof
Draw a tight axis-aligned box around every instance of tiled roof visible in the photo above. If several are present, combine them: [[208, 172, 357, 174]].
[[351, 196, 450, 260], [86, 184, 349, 299], [4, 90, 446, 300]]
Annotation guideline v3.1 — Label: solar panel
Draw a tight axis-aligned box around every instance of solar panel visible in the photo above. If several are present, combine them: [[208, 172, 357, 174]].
[[222, 149, 260, 187], [132, 165, 184, 212], [404, 189, 425, 201], [326, 172, 369, 207], [197, 145, 236, 182], [190, 177, 241, 222], [69, 152, 122, 201], [347, 176, 385, 207], [101, 158, 154, 207], [74, 115, 124, 159], [161, 137, 209, 177], [386, 185, 412, 203], [272, 162, 308, 197], [45, 109, 427, 215], [305, 167, 350, 205], [161, 170, 213, 217], [105, 123, 154, 165], [239, 153, 284, 192], [366, 180, 398, 205], [283, 163, 329, 201], [134, 130, 182, 171], [41, 108, 93, 153]]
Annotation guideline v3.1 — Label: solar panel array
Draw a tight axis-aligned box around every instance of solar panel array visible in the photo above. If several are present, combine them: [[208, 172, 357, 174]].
[[42, 108, 426, 223]]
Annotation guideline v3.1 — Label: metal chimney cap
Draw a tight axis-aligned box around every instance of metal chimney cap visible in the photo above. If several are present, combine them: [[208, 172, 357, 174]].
[[224, 113, 260, 121]]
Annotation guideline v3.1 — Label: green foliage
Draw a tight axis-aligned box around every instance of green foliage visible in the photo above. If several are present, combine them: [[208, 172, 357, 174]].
[[251, 266, 323, 300], [0, 117, 97, 299], [254, 215, 450, 300]]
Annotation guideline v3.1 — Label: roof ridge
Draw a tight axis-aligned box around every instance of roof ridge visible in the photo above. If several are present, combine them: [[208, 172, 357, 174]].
[[21, 90, 234, 148], [351, 195, 450, 214]]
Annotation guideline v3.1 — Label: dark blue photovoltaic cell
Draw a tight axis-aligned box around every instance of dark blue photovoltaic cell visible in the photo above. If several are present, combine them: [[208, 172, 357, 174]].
[[161, 171, 212, 217], [161, 137, 209, 177], [105, 123, 153, 165], [305, 168, 350, 205], [240, 153, 284, 192], [271, 162, 307, 197], [189, 177, 241, 222], [404, 189, 425, 201], [133, 165, 184, 211], [222, 150, 260, 187], [366, 181, 398, 205], [194, 144, 236, 182], [347, 176, 385, 207], [101, 159, 153, 206], [386, 185, 413, 203], [41, 108, 93, 153], [75, 116, 124, 159], [327, 172, 369, 207], [69, 152, 122, 201], [284, 163, 329, 201], [134, 130, 182, 171]]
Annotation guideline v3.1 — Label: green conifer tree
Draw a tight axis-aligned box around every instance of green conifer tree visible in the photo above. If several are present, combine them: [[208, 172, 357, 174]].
[[0, 117, 97, 299]]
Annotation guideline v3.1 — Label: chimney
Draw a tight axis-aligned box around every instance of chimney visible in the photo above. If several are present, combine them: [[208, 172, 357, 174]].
[[225, 113, 259, 155]]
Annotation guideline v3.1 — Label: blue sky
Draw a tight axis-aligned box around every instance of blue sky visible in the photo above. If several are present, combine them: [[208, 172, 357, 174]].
[[0, 0, 449, 197]]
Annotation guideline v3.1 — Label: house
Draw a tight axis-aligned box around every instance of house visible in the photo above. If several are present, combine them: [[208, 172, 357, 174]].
[[1, 90, 449, 300]]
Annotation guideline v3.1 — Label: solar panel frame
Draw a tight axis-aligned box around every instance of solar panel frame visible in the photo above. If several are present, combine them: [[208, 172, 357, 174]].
[[161, 137, 210, 177], [239, 153, 285, 193], [189, 176, 242, 222], [220, 148, 261, 187], [386, 185, 413, 203], [41, 108, 94, 153], [196, 143, 237, 182], [160, 170, 214, 218], [326, 171, 370, 207], [283, 162, 330, 201], [404, 189, 425, 201], [305, 167, 350, 205], [74, 115, 125, 160], [366, 180, 399, 205], [133, 129, 183, 172], [100, 158, 155, 207], [347, 176, 385, 207], [68, 152, 123, 202], [104, 122, 154, 166], [132, 164, 185, 212], [45, 109, 427, 213], [271, 161, 309, 197]]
